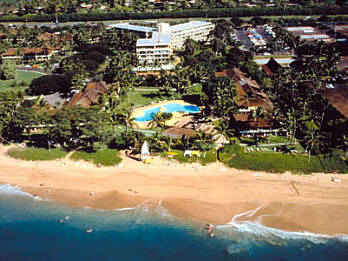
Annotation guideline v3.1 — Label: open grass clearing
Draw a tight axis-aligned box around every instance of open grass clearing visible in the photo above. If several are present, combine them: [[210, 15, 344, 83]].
[[71, 149, 122, 166], [120, 89, 160, 108], [0, 70, 43, 91], [7, 147, 67, 161]]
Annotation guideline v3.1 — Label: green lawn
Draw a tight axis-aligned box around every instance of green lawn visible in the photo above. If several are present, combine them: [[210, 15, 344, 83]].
[[0, 70, 43, 92], [7, 147, 67, 161], [71, 149, 122, 166], [120, 88, 162, 108], [221, 144, 347, 174]]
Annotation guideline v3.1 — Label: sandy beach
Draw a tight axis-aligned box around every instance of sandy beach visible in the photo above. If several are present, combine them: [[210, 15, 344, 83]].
[[0, 145, 348, 235]]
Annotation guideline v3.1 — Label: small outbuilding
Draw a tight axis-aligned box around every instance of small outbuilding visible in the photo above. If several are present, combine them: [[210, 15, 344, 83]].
[[162, 127, 196, 139]]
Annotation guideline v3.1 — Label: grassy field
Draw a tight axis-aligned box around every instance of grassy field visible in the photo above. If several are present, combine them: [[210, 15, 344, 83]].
[[0, 70, 43, 92], [121, 88, 162, 108], [71, 149, 122, 166], [7, 147, 67, 161], [221, 144, 347, 174]]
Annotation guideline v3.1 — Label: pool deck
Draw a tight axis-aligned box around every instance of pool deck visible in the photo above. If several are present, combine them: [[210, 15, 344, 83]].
[[132, 100, 199, 129]]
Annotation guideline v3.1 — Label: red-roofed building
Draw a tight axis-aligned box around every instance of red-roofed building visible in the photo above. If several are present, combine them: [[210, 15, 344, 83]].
[[68, 81, 107, 108]]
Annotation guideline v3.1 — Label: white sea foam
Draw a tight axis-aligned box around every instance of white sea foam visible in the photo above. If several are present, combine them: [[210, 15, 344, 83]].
[[114, 207, 136, 212], [216, 206, 348, 244], [0, 184, 42, 200]]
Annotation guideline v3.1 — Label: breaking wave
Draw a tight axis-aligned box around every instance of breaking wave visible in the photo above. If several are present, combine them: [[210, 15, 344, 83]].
[[216, 206, 348, 244], [0, 184, 42, 200]]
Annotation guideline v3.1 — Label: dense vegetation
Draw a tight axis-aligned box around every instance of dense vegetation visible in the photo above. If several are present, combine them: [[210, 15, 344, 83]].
[[221, 144, 348, 174]]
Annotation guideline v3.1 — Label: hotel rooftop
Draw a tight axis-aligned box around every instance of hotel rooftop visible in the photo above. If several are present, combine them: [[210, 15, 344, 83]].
[[285, 26, 334, 42], [170, 21, 212, 33], [136, 32, 171, 46], [107, 23, 157, 33]]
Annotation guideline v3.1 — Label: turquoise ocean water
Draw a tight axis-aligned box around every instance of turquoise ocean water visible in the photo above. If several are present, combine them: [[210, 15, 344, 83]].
[[0, 184, 348, 261]]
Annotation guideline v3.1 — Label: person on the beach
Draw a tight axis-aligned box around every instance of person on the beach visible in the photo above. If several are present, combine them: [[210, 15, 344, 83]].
[[205, 224, 215, 238]]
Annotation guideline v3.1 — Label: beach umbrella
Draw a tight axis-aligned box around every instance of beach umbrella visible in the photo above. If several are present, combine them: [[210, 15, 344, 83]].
[[141, 141, 150, 161]]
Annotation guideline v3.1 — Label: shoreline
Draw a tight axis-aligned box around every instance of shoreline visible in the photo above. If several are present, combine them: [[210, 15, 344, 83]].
[[0, 145, 348, 235]]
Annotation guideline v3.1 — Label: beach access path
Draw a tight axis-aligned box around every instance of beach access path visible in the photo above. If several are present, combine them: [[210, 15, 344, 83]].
[[0, 145, 348, 235]]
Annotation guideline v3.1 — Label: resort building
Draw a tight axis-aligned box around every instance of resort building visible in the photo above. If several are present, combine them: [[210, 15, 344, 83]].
[[68, 81, 107, 108], [136, 31, 172, 65], [169, 21, 215, 50], [107, 23, 157, 38], [285, 26, 334, 43], [114, 21, 214, 65], [262, 58, 282, 77], [215, 68, 280, 136], [1, 48, 57, 62]]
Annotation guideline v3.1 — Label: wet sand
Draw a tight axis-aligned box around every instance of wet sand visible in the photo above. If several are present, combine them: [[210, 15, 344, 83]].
[[1, 145, 348, 235]]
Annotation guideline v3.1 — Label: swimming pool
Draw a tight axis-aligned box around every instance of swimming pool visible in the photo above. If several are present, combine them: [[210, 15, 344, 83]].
[[135, 103, 200, 122]]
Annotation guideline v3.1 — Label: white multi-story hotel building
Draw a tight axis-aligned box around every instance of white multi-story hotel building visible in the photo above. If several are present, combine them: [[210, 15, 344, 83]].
[[169, 21, 215, 49], [131, 21, 214, 65], [136, 31, 172, 65]]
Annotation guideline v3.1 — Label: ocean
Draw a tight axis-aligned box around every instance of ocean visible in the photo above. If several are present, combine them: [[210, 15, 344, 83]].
[[0, 184, 348, 261]]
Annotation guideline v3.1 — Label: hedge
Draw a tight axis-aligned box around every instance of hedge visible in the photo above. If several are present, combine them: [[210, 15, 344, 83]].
[[7, 147, 67, 161], [221, 144, 348, 174], [70, 149, 122, 166]]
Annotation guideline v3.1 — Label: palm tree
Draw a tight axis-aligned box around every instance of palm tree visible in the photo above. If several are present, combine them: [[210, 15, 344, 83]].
[[148, 112, 172, 129], [213, 119, 236, 144]]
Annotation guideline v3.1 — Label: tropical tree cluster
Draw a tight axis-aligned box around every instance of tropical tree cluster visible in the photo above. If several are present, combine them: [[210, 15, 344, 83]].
[[268, 41, 347, 156]]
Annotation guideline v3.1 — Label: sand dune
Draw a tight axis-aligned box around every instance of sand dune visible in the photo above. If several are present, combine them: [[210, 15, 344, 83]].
[[0, 145, 348, 235]]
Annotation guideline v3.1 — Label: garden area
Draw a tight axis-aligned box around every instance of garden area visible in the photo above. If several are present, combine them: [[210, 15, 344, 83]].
[[120, 88, 162, 108]]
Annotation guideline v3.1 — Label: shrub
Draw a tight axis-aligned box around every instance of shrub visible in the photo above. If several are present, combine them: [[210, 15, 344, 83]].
[[71, 149, 122, 166], [7, 147, 67, 161], [9, 81, 17, 87], [18, 80, 27, 87]]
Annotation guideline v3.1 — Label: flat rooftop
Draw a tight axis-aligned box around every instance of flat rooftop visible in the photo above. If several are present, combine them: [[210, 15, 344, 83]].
[[107, 23, 157, 33], [285, 26, 334, 42], [170, 21, 212, 33], [137, 32, 171, 46]]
